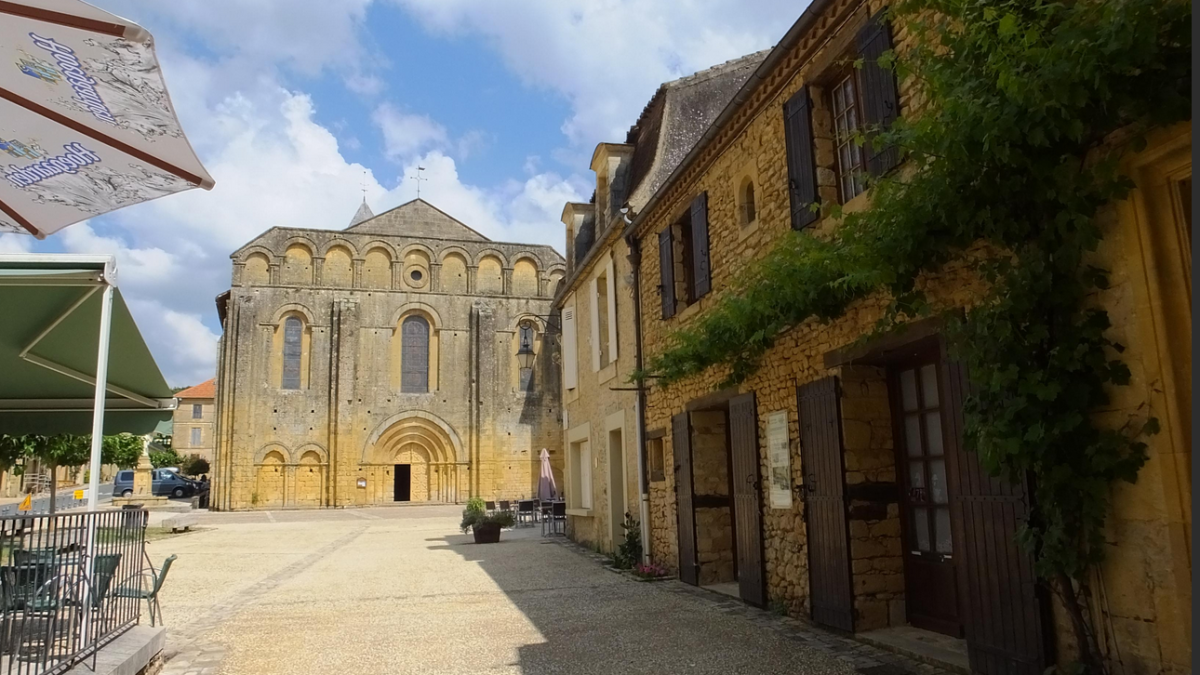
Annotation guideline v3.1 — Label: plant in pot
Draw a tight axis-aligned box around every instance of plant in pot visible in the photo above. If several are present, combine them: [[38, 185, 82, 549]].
[[461, 497, 514, 544]]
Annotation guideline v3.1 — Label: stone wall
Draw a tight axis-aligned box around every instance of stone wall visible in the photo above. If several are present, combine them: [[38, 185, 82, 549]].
[[213, 211, 567, 512], [622, 0, 1191, 667], [839, 365, 904, 631]]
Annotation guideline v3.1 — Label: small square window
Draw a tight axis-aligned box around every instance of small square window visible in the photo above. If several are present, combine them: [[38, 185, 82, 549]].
[[647, 434, 665, 482]]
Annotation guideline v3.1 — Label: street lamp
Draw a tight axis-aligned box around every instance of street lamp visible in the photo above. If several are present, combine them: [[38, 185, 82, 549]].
[[516, 324, 536, 371]]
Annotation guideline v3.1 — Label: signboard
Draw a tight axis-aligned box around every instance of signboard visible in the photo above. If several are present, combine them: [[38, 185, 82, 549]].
[[74, 489, 85, 500], [17, 495, 31, 512], [767, 411, 793, 509], [356, 478, 367, 489]]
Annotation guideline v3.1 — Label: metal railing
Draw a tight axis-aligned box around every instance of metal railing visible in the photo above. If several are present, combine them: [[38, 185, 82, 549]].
[[0, 510, 147, 675]]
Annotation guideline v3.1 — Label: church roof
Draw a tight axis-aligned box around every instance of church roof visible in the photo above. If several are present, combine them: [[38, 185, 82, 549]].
[[348, 200, 374, 227], [344, 198, 491, 242]]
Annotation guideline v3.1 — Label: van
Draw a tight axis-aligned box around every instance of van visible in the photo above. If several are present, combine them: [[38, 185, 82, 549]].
[[112, 469, 198, 498]]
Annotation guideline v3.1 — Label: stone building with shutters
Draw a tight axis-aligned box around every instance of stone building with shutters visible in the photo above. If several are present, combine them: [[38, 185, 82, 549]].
[[565, 0, 1190, 673], [210, 198, 566, 510], [555, 53, 767, 553]]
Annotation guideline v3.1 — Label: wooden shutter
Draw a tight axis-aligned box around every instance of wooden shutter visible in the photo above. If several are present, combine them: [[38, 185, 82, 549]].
[[797, 376, 854, 631], [561, 304, 577, 390], [784, 86, 819, 230], [942, 358, 1049, 675], [658, 228, 676, 318], [588, 276, 601, 372], [729, 393, 766, 607], [606, 256, 618, 361], [857, 12, 901, 176], [690, 193, 711, 299], [672, 412, 698, 586]]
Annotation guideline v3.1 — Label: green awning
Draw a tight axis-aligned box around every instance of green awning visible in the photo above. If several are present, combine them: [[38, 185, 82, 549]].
[[0, 254, 176, 435]]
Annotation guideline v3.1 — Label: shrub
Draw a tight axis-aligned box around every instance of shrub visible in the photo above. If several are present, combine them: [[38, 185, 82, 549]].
[[611, 513, 642, 570]]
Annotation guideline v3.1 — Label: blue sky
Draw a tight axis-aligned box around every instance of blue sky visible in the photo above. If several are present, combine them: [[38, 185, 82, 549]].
[[0, 0, 801, 386]]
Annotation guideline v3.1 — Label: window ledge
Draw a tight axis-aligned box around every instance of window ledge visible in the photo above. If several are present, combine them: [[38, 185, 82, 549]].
[[738, 219, 760, 241], [675, 301, 702, 323], [597, 361, 617, 384], [566, 508, 593, 518]]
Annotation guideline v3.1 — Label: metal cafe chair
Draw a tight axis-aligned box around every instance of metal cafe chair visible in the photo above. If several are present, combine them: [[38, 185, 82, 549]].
[[516, 500, 535, 527], [114, 554, 175, 627], [542, 501, 567, 536], [484, 501, 497, 514], [497, 500, 511, 515]]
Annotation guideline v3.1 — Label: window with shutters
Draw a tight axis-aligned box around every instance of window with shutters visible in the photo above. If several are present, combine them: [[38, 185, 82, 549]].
[[562, 301, 578, 390], [190, 427, 201, 447], [590, 256, 618, 371], [192, 404, 202, 420], [831, 71, 867, 202], [657, 192, 711, 318], [281, 316, 303, 390], [400, 315, 430, 393]]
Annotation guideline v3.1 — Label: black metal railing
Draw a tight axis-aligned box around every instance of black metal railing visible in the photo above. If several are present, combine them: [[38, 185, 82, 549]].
[[0, 510, 147, 675]]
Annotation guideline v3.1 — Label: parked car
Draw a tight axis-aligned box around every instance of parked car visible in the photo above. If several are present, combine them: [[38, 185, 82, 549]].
[[112, 469, 199, 499]]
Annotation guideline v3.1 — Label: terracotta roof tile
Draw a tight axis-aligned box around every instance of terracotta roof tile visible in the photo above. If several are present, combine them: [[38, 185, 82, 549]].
[[175, 379, 215, 400]]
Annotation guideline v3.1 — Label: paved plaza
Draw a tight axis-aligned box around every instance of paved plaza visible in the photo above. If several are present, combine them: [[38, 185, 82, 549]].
[[151, 506, 947, 675]]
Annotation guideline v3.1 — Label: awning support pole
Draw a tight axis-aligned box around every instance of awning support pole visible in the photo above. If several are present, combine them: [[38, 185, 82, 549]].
[[87, 283, 114, 511]]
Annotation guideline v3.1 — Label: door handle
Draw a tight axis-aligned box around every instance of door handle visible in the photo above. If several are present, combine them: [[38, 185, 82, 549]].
[[746, 475, 761, 491]]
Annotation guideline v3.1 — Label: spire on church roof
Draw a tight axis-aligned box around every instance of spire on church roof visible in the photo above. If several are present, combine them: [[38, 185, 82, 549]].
[[348, 199, 374, 228]]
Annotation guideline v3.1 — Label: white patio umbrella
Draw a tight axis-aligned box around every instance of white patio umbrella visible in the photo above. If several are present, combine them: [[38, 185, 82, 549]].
[[0, 0, 214, 238], [537, 448, 557, 501]]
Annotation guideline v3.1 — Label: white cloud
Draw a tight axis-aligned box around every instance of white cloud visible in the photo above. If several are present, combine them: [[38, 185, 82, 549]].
[[372, 104, 450, 160], [388, 0, 800, 145], [0, 234, 32, 254], [127, 300, 220, 388]]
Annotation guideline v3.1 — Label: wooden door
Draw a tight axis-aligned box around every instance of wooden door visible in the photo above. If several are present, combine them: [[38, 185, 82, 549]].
[[890, 358, 962, 636], [672, 412, 699, 586], [798, 376, 854, 631], [942, 359, 1049, 675], [729, 393, 765, 607]]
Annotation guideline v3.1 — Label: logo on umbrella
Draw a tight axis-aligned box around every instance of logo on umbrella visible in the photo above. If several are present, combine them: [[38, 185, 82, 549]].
[[16, 54, 62, 84], [26, 33, 118, 126], [0, 139, 48, 160]]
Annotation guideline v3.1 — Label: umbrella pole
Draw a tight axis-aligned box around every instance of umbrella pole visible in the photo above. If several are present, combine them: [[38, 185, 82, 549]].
[[79, 282, 112, 650], [87, 283, 113, 512]]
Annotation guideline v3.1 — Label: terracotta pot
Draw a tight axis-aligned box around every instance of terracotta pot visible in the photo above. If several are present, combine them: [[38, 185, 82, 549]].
[[473, 522, 501, 544]]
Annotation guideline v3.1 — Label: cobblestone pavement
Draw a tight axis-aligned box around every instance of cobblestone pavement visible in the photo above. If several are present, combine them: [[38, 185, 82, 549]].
[[152, 506, 955, 675]]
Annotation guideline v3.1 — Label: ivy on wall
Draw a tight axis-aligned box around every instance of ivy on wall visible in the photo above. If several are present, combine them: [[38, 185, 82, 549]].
[[641, 0, 1190, 669]]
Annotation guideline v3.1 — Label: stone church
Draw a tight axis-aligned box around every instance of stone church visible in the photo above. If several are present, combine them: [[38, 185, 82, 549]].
[[210, 199, 566, 510]]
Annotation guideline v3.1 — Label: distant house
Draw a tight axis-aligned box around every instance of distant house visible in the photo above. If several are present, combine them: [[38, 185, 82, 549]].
[[174, 379, 215, 464]]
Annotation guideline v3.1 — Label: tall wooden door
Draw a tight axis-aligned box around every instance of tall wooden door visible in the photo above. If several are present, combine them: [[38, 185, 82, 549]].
[[798, 377, 854, 631], [942, 358, 1048, 675], [729, 393, 766, 607], [673, 412, 699, 586], [889, 359, 962, 636]]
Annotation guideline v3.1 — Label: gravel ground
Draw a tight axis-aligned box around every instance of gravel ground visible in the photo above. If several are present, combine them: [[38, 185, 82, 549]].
[[153, 506, 865, 675]]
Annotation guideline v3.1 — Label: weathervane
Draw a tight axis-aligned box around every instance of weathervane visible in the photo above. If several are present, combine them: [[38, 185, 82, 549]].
[[360, 169, 368, 204], [410, 166, 427, 199]]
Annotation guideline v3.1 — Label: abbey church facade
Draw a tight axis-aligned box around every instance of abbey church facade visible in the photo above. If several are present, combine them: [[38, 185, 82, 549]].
[[210, 199, 566, 510]]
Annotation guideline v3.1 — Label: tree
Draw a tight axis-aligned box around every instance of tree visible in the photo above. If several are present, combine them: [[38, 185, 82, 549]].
[[99, 433, 144, 469], [149, 447, 182, 469], [23, 435, 91, 515], [0, 435, 32, 497]]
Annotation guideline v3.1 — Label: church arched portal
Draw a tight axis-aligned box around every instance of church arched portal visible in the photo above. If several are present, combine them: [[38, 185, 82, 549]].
[[364, 416, 465, 504]]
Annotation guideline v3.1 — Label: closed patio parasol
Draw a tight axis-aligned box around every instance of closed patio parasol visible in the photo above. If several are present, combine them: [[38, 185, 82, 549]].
[[0, 0, 214, 238], [537, 448, 557, 501]]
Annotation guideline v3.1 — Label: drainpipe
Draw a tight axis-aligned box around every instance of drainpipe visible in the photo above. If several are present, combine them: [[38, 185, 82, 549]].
[[624, 219, 652, 566]]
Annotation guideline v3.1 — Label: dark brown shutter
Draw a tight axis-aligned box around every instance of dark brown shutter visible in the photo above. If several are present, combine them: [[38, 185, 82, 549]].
[[658, 228, 676, 319], [729, 393, 766, 607], [797, 376, 854, 631], [690, 192, 711, 299], [857, 12, 901, 176], [672, 412, 698, 586], [783, 86, 819, 230], [942, 358, 1049, 675]]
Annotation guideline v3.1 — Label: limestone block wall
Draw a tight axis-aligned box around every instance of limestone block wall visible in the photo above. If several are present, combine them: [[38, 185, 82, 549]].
[[690, 410, 735, 585], [214, 224, 566, 512], [624, 0, 1190, 666], [839, 365, 904, 631]]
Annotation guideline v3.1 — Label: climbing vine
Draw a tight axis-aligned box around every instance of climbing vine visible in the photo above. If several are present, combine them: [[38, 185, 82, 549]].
[[643, 0, 1189, 670]]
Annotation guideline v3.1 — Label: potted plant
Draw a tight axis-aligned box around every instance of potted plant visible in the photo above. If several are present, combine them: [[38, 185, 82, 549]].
[[460, 497, 514, 544]]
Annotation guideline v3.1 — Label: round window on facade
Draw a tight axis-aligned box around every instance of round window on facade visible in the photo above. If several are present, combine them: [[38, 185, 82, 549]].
[[410, 269, 424, 283]]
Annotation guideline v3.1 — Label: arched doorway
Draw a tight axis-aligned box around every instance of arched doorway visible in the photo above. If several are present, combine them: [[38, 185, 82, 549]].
[[363, 415, 465, 504], [255, 450, 286, 508]]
